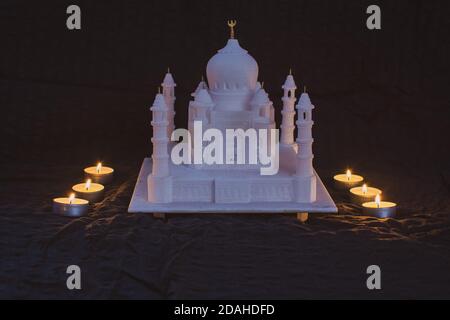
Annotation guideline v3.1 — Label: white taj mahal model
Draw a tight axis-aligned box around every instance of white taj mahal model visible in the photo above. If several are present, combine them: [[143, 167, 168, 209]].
[[129, 22, 337, 216]]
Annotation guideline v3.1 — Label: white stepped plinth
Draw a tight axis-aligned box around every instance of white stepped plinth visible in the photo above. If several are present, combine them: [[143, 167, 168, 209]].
[[128, 158, 337, 214]]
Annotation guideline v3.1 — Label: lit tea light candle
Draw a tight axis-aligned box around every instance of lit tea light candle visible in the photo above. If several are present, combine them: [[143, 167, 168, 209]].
[[72, 179, 105, 203], [53, 193, 89, 217], [350, 183, 382, 205], [84, 162, 114, 184], [362, 194, 397, 218], [333, 169, 364, 190]]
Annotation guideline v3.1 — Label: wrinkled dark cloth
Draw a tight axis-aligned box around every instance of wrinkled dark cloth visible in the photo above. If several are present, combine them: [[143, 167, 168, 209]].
[[0, 163, 449, 299], [1, 0, 449, 299]]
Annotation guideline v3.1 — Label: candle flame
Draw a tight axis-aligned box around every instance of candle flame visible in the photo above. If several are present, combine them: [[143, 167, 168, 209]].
[[85, 179, 91, 190], [375, 194, 381, 208], [96, 162, 102, 174], [69, 193, 75, 204], [346, 169, 351, 181], [362, 184, 368, 194]]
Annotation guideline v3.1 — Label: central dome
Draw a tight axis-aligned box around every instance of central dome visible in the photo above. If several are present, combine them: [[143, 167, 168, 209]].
[[206, 39, 259, 92]]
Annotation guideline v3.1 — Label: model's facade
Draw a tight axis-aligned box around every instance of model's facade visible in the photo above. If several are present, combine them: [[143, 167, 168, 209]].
[[128, 23, 336, 214]]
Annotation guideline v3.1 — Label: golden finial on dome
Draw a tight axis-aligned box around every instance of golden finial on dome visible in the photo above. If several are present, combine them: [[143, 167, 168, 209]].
[[158, 86, 161, 94], [304, 85, 307, 93], [289, 68, 292, 75], [227, 20, 237, 39], [167, 67, 170, 73]]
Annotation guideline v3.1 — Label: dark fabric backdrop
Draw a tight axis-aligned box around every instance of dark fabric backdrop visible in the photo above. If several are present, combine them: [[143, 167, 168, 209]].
[[1, 0, 449, 174]]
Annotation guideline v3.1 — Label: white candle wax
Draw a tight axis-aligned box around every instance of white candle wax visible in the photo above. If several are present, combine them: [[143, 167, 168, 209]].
[[333, 169, 364, 190], [350, 184, 382, 204], [84, 162, 114, 184], [72, 179, 105, 203], [53, 193, 89, 217], [362, 194, 397, 218]]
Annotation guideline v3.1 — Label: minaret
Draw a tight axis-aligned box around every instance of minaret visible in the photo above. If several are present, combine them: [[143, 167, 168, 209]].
[[161, 69, 176, 138], [148, 91, 172, 203], [293, 88, 317, 202], [281, 70, 297, 145]]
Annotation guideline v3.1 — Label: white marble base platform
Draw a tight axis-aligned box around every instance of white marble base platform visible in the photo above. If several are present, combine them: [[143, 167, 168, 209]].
[[128, 158, 337, 214]]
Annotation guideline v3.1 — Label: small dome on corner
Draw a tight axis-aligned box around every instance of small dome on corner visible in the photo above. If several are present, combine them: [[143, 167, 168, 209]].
[[194, 89, 214, 107]]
